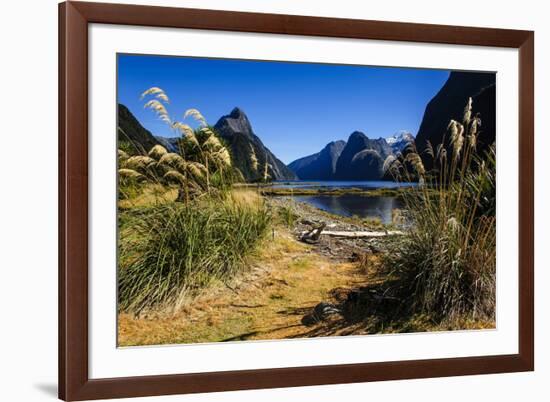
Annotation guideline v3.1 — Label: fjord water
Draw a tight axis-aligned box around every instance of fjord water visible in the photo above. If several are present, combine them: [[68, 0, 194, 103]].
[[294, 194, 404, 224], [270, 180, 415, 190], [272, 181, 415, 224]]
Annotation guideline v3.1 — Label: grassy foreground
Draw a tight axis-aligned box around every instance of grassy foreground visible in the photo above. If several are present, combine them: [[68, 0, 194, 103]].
[[118, 221, 493, 346], [117, 184, 494, 346]]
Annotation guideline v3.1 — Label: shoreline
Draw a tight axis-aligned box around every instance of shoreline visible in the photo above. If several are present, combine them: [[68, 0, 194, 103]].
[[259, 187, 407, 197], [266, 196, 399, 262], [234, 182, 415, 197]]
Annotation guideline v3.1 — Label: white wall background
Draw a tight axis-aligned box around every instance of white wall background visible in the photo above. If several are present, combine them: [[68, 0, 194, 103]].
[[0, 0, 546, 401]]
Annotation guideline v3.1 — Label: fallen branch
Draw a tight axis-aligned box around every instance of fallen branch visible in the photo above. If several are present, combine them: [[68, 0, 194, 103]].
[[300, 222, 327, 244], [230, 303, 267, 308], [300, 230, 404, 238]]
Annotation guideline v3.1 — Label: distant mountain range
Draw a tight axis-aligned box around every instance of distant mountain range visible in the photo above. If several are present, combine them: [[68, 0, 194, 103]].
[[118, 102, 412, 182], [118, 71, 496, 183], [289, 130, 413, 181], [288, 71, 496, 181]]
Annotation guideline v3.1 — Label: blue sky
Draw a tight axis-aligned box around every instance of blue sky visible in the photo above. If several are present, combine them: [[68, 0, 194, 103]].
[[118, 54, 449, 164]]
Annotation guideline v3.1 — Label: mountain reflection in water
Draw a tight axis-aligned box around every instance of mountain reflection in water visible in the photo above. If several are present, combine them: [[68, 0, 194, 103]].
[[293, 194, 404, 224]]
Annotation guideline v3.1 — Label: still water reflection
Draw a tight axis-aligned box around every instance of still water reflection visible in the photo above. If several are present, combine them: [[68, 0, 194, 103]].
[[293, 195, 404, 224]]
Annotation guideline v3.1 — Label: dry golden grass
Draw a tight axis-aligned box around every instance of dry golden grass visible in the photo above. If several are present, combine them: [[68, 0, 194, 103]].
[[229, 188, 263, 208], [184, 108, 207, 126], [148, 144, 168, 160], [118, 183, 178, 209]]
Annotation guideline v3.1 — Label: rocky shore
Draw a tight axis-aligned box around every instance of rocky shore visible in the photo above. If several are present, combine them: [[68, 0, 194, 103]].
[[267, 196, 400, 262]]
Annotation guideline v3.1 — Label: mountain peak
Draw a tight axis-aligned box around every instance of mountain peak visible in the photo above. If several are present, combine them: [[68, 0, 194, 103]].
[[385, 131, 415, 154], [335, 130, 392, 180], [386, 131, 414, 145], [214, 107, 297, 181], [288, 139, 347, 180], [229, 107, 246, 119], [214, 107, 253, 139], [326, 140, 346, 148], [349, 131, 368, 140]]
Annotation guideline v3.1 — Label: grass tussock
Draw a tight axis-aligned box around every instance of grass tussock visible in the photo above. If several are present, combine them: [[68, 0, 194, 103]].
[[383, 98, 496, 323], [118, 183, 178, 209], [118, 190, 271, 314], [277, 201, 299, 228]]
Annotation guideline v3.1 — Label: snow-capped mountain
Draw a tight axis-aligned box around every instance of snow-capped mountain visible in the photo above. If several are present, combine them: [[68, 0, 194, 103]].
[[385, 131, 415, 153]]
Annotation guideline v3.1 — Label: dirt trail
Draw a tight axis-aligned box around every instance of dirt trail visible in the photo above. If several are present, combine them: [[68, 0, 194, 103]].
[[118, 225, 375, 346]]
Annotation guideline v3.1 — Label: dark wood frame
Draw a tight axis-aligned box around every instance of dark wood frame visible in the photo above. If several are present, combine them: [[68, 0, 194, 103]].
[[59, 1, 534, 400]]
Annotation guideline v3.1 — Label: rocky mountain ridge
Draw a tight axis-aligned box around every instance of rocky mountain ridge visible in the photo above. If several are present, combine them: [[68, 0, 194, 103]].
[[288, 140, 347, 180], [289, 131, 414, 181]]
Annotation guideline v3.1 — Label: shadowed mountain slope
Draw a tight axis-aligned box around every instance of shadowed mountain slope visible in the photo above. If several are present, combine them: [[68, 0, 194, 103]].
[[288, 140, 347, 180], [415, 71, 496, 168], [118, 104, 161, 153], [334, 131, 393, 180]]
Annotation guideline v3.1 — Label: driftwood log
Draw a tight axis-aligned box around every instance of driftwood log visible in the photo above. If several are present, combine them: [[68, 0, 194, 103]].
[[299, 222, 327, 244], [300, 229, 404, 239]]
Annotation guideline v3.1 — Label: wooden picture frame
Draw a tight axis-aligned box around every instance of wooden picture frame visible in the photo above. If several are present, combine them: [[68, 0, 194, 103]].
[[59, 1, 534, 400]]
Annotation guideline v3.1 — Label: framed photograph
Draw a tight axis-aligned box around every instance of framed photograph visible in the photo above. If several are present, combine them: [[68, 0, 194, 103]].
[[59, 1, 534, 400]]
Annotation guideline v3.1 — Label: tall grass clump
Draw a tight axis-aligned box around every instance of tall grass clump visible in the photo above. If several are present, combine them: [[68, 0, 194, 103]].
[[140, 87, 235, 201], [278, 203, 299, 228], [118, 191, 271, 314], [119, 87, 239, 204], [383, 98, 496, 322]]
